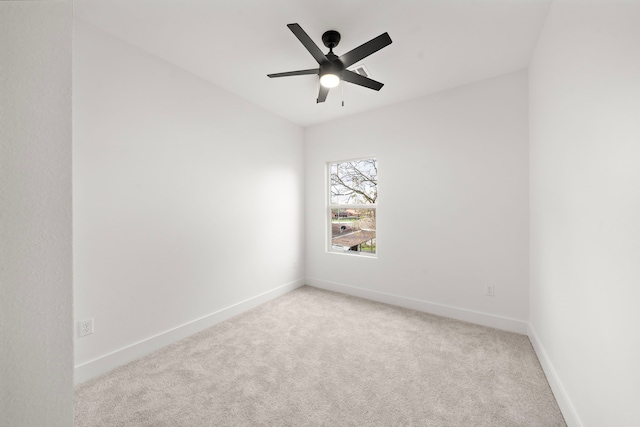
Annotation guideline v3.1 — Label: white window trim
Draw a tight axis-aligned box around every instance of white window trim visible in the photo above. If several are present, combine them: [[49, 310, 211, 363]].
[[327, 158, 378, 257]]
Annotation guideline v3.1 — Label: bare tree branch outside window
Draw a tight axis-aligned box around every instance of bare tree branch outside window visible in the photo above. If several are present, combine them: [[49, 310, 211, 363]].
[[330, 159, 377, 205]]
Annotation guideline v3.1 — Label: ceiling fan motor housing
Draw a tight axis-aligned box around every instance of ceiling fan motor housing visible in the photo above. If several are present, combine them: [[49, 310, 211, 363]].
[[321, 52, 344, 75]]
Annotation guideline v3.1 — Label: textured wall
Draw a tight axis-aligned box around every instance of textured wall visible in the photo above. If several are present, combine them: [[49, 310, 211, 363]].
[[529, 1, 640, 425], [0, 1, 74, 425]]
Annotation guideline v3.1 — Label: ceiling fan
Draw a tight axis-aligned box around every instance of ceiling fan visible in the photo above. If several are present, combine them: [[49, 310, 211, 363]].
[[268, 23, 392, 103]]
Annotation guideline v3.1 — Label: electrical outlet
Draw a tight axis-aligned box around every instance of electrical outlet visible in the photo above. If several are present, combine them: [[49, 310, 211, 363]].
[[79, 318, 94, 337], [485, 286, 495, 297]]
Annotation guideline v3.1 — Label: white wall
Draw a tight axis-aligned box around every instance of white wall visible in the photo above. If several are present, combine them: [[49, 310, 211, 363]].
[[73, 21, 305, 382], [0, 1, 74, 425], [305, 71, 529, 333], [529, 1, 640, 426]]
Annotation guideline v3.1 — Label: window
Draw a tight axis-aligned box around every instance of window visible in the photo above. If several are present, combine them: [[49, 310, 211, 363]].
[[328, 158, 377, 256]]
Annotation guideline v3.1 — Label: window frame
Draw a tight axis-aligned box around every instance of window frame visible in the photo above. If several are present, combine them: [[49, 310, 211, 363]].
[[327, 157, 378, 257]]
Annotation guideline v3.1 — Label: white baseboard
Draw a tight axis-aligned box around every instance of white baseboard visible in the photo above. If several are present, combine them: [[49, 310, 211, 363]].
[[74, 279, 305, 385], [528, 323, 583, 427], [306, 278, 528, 334]]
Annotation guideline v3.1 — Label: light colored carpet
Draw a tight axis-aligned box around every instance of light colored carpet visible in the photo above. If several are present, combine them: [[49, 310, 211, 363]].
[[75, 286, 566, 426]]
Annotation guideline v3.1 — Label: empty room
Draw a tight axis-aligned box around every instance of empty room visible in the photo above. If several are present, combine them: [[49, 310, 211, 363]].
[[2, 0, 639, 426]]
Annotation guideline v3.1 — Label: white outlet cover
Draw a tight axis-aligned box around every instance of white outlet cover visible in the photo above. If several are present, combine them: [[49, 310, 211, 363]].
[[79, 318, 94, 337]]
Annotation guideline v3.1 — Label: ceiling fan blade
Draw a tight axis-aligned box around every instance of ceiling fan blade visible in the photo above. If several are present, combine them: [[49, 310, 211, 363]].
[[287, 23, 328, 65], [341, 70, 384, 91], [339, 32, 392, 68], [267, 68, 319, 78], [317, 85, 329, 103]]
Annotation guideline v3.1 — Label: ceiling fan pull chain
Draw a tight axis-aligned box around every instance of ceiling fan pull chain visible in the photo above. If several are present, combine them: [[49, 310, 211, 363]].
[[342, 81, 345, 107]]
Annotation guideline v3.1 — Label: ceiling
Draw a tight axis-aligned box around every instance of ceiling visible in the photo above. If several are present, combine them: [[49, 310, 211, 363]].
[[74, 0, 552, 127]]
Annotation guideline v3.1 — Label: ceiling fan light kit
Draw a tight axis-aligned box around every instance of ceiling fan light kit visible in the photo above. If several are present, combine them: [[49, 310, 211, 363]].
[[268, 23, 392, 103], [320, 73, 340, 88]]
